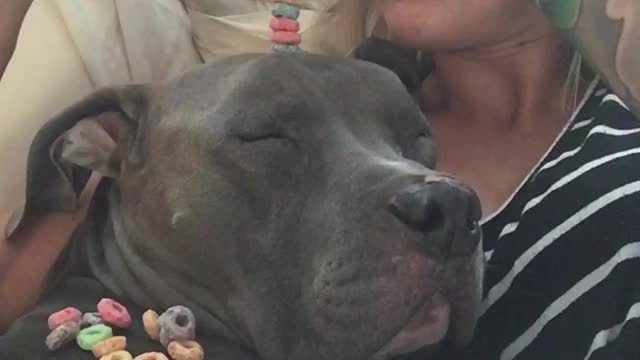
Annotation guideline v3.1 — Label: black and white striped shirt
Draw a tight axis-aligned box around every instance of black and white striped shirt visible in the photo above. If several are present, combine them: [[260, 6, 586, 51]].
[[470, 80, 640, 360]]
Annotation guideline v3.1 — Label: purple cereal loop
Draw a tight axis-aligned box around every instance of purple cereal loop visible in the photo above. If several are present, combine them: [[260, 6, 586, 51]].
[[45, 321, 80, 351], [157, 306, 196, 348], [81, 312, 103, 327]]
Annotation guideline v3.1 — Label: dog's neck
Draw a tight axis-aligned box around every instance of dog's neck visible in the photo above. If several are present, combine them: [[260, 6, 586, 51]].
[[67, 179, 256, 354]]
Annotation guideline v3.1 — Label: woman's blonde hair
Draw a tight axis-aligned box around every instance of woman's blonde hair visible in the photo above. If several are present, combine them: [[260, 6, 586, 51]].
[[564, 51, 584, 113], [564, 49, 600, 114]]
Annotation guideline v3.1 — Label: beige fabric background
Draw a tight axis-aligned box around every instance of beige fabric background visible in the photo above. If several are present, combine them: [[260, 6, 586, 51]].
[[0, 0, 380, 211]]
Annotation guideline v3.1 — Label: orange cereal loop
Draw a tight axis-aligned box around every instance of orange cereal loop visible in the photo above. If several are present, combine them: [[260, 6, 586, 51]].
[[133, 352, 169, 360], [167, 340, 204, 360], [142, 310, 160, 340], [92, 336, 127, 358]]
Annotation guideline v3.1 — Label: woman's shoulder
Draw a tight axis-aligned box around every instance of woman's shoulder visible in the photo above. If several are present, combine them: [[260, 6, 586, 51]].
[[575, 80, 640, 136], [550, 80, 640, 180]]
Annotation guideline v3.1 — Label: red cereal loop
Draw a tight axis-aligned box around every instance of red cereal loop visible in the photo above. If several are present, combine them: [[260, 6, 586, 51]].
[[269, 18, 300, 32], [97, 298, 132, 329], [47, 307, 82, 330], [270, 31, 302, 45]]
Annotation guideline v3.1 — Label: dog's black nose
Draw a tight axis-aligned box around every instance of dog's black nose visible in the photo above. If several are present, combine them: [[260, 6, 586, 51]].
[[388, 177, 482, 257]]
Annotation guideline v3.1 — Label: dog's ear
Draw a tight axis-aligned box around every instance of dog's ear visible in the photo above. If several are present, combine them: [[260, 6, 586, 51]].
[[4, 85, 149, 239], [353, 37, 434, 94]]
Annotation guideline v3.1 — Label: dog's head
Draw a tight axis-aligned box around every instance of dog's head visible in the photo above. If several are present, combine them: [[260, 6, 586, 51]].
[[6, 50, 481, 360]]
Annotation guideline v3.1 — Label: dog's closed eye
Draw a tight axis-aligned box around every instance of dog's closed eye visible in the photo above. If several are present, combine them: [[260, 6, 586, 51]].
[[400, 132, 437, 168], [236, 132, 292, 143]]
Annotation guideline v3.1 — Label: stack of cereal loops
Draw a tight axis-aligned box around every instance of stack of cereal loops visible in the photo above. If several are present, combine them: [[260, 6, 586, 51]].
[[270, 1, 303, 54]]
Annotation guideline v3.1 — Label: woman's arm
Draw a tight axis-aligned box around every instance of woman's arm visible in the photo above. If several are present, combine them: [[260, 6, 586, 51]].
[[0, 176, 100, 332], [0, 210, 82, 331], [0, 0, 32, 80], [539, 0, 640, 117], [0, 174, 100, 332]]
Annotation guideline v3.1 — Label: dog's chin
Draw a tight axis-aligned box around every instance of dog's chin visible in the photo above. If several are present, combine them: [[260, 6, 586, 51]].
[[372, 290, 477, 360], [372, 293, 450, 359]]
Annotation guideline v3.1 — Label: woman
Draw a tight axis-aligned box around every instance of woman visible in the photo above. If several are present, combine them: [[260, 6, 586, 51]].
[[374, 1, 640, 358], [1, 1, 640, 359]]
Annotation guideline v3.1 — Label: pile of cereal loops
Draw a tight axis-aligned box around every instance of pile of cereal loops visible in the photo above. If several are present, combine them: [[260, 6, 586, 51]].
[[270, 1, 303, 53], [45, 299, 203, 360]]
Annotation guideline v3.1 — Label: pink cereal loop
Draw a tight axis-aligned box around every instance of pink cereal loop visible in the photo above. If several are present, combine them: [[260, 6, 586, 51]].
[[270, 17, 300, 32], [97, 298, 132, 329], [270, 31, 302, 45], [47, 307, 82, 330]]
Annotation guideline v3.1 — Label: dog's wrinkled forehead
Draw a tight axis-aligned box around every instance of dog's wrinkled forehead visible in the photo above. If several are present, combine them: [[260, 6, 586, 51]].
[[154, 53, 424, 137]]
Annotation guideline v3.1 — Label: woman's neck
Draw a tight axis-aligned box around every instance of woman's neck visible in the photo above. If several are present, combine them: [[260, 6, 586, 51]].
[[420, 28, 575, 131]]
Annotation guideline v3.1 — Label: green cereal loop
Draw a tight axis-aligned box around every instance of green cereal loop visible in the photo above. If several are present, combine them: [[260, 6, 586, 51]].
[[76, 324, 113, 350], [539, 0, 583, 30], [271, 3, 300, 20], [272, 44, 303, 54]]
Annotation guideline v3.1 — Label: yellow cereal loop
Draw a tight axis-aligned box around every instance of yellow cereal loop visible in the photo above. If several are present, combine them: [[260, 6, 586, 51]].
[[91, 336, 127, 358], [99, 350, 133, 360], [133, 352, 169, 360], [142, 310, 160, 340], [167, 340, 204, 360]]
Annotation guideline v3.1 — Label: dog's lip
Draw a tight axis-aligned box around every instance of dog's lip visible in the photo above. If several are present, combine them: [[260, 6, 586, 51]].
[[373, 293, 451, 358]]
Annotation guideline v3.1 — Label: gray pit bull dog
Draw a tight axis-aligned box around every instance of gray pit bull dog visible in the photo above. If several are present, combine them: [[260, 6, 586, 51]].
[[0, 42, 483, 360]]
